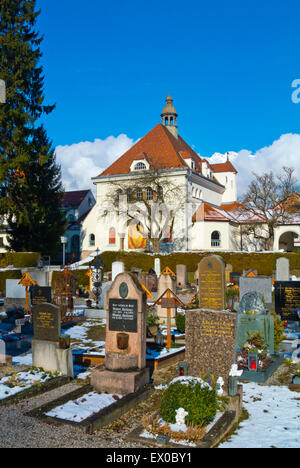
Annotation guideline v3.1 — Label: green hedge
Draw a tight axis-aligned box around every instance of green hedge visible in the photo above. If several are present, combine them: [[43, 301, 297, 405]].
[[85, 251, 300, 276], [0, 252, 40, 268], [51, 269, 90, 290], [0, 270, 22, 294]]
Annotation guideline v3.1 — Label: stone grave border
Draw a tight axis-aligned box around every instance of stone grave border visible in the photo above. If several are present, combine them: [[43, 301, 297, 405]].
[[26, 382, 154, 434], [239, 354, 285, 383], [126, 386, 243, 449], [0, 375, 71, 406]]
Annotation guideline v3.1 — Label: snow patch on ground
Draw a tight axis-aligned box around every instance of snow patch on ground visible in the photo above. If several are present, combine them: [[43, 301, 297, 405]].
[[45, 391, 122, 422], [219, 382, 300, 448]]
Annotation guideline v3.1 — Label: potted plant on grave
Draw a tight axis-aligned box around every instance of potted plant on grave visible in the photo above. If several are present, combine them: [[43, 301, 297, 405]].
[[146, 310, 160, 337]]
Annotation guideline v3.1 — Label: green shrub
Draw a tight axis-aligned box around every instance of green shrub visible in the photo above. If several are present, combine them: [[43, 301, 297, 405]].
[[160, 377, 218, 427], [175, 313, 185, 333], [0, 252, 40, 268]]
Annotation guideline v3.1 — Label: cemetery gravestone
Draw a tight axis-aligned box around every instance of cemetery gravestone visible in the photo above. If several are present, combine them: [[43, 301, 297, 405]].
[[91, 272, 149, 395], [236, 292, 275, 355], [185, 308, 237, 387], [276, 258, 290, 282], [225, 264, 233, 284], [32, 303, 73, 377], [198, 255, 226, 310], [176, 264, 187, 288], [154, 258, 161, 277], [239, 277, 272, 305], [5, 279, 26, 309], [0, 339, 6, 365], [275, 281, 300, 322], [31, 286, 52, 307], [157, 273, 177, 324], [112, 261, 125, 282]]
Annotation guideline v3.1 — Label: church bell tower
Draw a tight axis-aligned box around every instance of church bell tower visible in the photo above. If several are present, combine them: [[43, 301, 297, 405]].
[[161, 95, 178, 138]]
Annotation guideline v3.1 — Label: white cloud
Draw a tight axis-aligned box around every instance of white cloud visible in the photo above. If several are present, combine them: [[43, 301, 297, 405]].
[[55, 134, 135, 192], [208, 133, 300, 197]]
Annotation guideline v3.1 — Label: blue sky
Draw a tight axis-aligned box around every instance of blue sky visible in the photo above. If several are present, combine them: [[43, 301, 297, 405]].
[[36, 0, 300, 192]]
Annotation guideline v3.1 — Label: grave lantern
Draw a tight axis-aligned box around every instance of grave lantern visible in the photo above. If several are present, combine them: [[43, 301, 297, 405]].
[[155, 330, 164, 347], [248, 353, 259, 371], [177, 361, 189, 377]]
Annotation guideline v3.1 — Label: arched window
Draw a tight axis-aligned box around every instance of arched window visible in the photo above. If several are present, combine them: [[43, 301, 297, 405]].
[[170, 117, 174, 126], [136, 188, 143, 201], [134, 162, 147, 171], [165, 117, 169, 126], [89, 234, 95, 247], [211, 231, 221, 247], [109, 227, 116, 245], [146, 187, 153, 201]]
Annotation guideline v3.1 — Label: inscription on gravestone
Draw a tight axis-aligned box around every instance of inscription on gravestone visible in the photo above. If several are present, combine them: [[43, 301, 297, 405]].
[[109, 299, 138, 333], [32, 303, 61, 342], [31, 286, 52, 306], [275, 281, 300, 322], [186, 309, 237, 384], [198, 255, 225, 310]]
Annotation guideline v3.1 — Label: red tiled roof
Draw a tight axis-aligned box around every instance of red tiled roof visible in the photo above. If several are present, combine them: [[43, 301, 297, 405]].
[[210, 161, 238, 174], [193, 202, 232, 223], [192, 201, 266, 223], [98, 124, 205, 177], [62, 190, 90, 208]]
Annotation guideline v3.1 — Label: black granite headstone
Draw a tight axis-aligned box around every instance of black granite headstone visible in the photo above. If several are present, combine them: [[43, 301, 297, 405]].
[[32, 303, 61, 342], [109, 299, 138, 333], [275, 281, 300, 322], [31, 286, 52, 306]]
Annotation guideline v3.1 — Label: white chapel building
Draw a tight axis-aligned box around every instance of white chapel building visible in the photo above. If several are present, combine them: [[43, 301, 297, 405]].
[[80, 96, 299, 258]]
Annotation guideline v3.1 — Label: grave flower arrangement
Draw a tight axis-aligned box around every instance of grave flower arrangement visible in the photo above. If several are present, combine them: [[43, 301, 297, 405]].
[[236, 332, 274, 371], [225, 282, 239, 310], [141, 375, 227, 445]]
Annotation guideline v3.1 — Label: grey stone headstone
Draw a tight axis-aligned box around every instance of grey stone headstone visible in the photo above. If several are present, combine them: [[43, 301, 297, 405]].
[[239, 277, 272, 304], [0, 80, 6, 104], [276, 257, 290, 282], [32, 303, 61, 342], [0, 339, 5, 364]]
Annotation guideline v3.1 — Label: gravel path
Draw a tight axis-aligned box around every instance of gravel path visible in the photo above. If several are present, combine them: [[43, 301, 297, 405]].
[[0, 364, 177, 448]]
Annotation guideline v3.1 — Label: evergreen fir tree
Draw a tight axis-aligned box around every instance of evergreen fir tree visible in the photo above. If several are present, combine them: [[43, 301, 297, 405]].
[[0, 0, 66, 255]]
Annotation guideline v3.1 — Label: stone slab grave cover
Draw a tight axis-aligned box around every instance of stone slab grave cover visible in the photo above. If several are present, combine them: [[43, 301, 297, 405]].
[[236, 292, 275, 355], [275, 281, 300, 322], [32, 303, 73, 377], [185, 308, 237, 388], [276, 257, 290, 282], [91, 272, 149, 395], [198, 255, 225, 310], [239, 276, 272, 304]]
